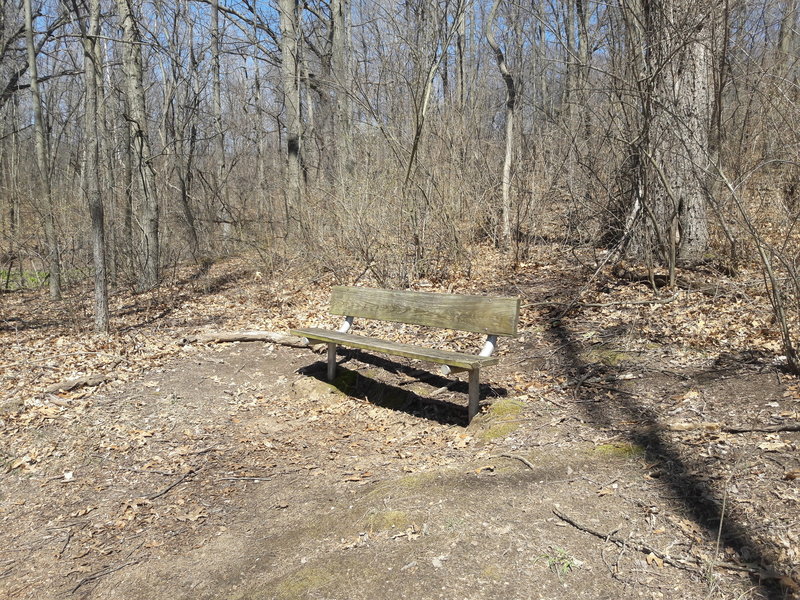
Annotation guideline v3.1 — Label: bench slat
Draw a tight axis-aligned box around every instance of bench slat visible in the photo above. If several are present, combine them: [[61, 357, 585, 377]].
[[328, 286, 519, 336], [291, 328, 500, 370]]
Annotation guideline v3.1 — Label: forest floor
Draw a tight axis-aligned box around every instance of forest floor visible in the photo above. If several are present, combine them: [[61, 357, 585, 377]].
[[1, 245, 799, 600]]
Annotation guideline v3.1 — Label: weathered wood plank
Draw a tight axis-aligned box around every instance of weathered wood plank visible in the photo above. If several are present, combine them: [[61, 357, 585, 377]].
[[328, 287, 520, 336], [290, 328, 499, 370]]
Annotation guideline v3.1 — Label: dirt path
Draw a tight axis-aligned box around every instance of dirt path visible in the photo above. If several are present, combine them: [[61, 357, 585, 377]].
[[1, 337, 795, 600]]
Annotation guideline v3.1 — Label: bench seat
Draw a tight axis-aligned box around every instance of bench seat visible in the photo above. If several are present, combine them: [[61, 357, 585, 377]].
[[292, 327, 500, 370]]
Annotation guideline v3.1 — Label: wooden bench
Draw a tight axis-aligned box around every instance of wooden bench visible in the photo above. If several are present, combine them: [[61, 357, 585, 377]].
[[290, 286, 520, 423]]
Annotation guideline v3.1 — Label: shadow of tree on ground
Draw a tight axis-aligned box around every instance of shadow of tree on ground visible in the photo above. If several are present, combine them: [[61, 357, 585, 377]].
[[546, 306, 792, 600]]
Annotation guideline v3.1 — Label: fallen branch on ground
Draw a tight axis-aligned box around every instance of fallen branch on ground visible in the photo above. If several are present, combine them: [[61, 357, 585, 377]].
[[577, 293, 679, 308], [180, 330, 308, 347], [44, 374, 112, 394], [666, 421, 800, 434], [723, 423, 800, 433], [554, 509, 693, 572], [552, 508, 761, 575]]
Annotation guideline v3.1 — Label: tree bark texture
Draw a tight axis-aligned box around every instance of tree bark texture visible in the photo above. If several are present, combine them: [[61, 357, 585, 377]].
[[654, 0, 713, 264], [618, 0, 714, 265]]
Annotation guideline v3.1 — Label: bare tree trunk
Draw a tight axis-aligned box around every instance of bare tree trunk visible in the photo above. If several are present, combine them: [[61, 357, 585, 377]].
[[278, 0, 302, 231], [455, 0, 467, 111], [564, 0, 576, 115], [486, 0, 516, 249], [575, 0, 591, 141], [81, 0, 109, 331], [24, 0, 61, 300], [778, 0, 798, 81], [254, 60, 268, 227], [211, 0, 233, 249], [97, 36, 118, 284], [658, 1, 713, 264], [116, 0, 159, 289], [331, 0, 353, 186], [1, 97, 22, 257], [615, 0, 713, 266], [120, 95, 135, 277], [675, 49, 712, 264]]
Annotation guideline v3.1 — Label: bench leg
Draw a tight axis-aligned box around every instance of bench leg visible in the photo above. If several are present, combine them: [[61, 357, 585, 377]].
[[327, 343, 337, 381], [468, 368, 480, 423]]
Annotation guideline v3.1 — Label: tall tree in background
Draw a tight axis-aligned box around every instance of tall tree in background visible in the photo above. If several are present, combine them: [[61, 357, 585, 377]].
[[78, 0, 109, 331], [777, 0, 798, 81], [24, 0, 61, 300], [211, 0, 233, 248], [116, 0, 160, 289], [331, 0, 353, 186], [278, 0, 303, 230], [486, 0, 517, 249]]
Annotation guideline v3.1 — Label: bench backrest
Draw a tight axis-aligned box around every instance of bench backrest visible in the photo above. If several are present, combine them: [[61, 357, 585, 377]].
[[330, 286, 520, 336]]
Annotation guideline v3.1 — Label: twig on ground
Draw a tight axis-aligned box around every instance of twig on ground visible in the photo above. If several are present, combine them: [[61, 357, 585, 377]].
[[584, 383, 638, 397], [190, 445, 220, 455], [147, 469, 197, 501], [669, 421, 800, 434], [71, 559, 142, 594], [0, 559, 15, 579], [430, 381, 458, 397], [552, 508, 696, 572], [577, 293, 679, 308], [552, 508, 761, 576], [58, 528, 74, 558], [493, 453, 536, 470]]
